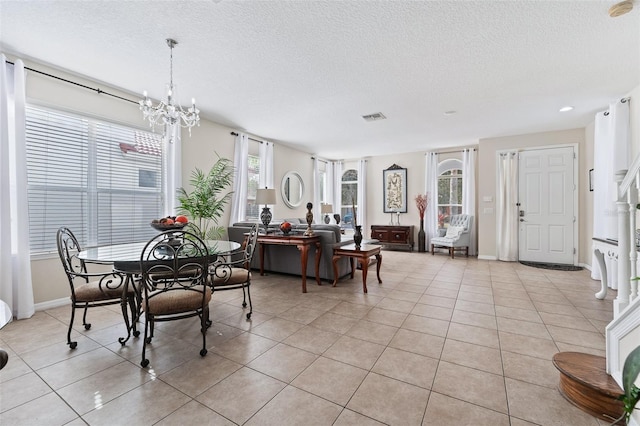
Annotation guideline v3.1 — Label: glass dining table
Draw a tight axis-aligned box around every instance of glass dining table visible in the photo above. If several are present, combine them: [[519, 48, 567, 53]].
[[78, 239, 241, 344]]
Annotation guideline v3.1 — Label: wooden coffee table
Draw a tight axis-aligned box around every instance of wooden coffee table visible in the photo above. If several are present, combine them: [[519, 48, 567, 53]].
[[332, 243, 382, 293]]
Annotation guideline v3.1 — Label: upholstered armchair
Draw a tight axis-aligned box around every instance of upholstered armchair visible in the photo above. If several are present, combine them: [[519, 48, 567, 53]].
[[430, 214, 473, 259]]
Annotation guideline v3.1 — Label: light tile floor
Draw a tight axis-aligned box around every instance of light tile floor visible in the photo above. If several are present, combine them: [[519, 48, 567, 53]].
[[0, 251, 618, 425]]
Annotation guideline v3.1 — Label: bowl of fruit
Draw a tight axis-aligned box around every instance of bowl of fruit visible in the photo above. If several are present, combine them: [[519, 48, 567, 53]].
[[150, 215, 189, 231], [280, 221, 292, 235]]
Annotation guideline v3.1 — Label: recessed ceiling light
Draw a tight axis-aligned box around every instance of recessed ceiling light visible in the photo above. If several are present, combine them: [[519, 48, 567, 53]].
[[559, 106, 574, 112], [444, 110, 457, 116]]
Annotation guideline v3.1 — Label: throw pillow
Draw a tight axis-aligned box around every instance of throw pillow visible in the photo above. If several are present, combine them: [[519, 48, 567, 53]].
[[445, 226, 464, 238]]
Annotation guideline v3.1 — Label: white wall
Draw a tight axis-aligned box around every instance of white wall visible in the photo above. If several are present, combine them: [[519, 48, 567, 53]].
[[620, 83, 640, 426]]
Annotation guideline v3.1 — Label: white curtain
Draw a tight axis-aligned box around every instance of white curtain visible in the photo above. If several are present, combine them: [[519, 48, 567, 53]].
[[462, 149, 477, 256], [0, 56, 34, 320], [357, 159, 367, 234], [229, 133, 249, 226], [312, 158, 321, 221], [325, 160, 335, 221], [591, 99, 630, 280], [424, 152, 439, 247], [163, 123, 181, 217], [497, 152, 519, 261], [333, 160, 343, 221], [259, 141, 274, 189]]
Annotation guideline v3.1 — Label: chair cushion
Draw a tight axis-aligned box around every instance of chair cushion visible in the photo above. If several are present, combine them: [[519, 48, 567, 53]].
[[74, 280, 132, 302], [210, 268, 250, 286], [143, 286, 212, 315], [445, 226, 464, 238]]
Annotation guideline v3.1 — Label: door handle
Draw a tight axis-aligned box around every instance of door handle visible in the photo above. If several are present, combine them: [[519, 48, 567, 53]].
[[520, 218, 526, 222]]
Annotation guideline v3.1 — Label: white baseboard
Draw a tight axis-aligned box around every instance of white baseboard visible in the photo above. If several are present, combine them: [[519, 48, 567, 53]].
[[35, 297, 69, 312], [578, 262, 592, 271], [477, 255, 497, 261]]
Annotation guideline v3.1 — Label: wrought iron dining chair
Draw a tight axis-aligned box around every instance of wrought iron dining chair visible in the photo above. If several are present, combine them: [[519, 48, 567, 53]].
[[209, 223, 259, 320], [139, 230, 212, 367], [56, 227, 137, 349]]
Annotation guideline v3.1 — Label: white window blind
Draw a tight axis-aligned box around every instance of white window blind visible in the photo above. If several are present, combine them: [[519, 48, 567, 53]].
[[26, 106, 164, 254]]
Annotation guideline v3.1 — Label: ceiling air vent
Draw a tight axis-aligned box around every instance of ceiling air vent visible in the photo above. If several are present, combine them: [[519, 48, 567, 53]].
[[362, 112, 386, 122]]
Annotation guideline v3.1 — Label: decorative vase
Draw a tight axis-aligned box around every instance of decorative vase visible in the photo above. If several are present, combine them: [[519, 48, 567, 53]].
[[418, 219, 426, 252], [333, 213, 341, 225], [354, 225, 363, 248]]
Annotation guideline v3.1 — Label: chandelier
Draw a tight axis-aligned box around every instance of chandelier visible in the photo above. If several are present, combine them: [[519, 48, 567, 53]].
[[139, 38, 200, 135]]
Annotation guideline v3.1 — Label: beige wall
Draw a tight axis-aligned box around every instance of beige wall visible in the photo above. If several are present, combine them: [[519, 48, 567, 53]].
[[22, 58, 313, 305], [19, 53, 640, 308], [477, 128, 586, 260], [364, 149, 475, 245], [272, 145, 314, 220]]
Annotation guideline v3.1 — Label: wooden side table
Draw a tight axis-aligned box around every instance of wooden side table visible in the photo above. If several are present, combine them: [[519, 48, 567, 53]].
[[332, 243, 382, 293], [257, 234, 321, 293]]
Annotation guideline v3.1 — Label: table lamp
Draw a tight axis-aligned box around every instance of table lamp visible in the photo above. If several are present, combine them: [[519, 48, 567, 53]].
[[321, 203, 333, 224], [255, 187, 277, 233]]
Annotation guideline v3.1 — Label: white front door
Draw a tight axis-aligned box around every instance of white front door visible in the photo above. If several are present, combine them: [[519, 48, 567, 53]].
[[518, 146, 575, 264]]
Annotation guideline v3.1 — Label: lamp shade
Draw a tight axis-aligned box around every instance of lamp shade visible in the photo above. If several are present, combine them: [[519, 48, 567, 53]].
[[321, 203, 333, 214], [256, 188, 276, 205]]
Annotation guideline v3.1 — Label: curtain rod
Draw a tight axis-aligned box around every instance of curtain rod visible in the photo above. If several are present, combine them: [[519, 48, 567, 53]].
[[603, 97, 631, 116], [4, 59, 138, 105], [229, 131, 264, 143], [310, 157, 328, 163], [425, 148, 477, 155]]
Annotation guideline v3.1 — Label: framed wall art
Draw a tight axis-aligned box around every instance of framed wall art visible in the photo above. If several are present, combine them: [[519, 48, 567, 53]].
[[383, 164, 407, 213]]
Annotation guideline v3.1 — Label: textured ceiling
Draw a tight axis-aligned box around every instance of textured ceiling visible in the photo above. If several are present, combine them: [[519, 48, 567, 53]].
[[1, 0, 639, 159]]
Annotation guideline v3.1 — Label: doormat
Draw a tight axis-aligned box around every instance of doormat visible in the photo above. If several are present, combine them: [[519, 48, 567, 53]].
[[519, 261, 583, 271]]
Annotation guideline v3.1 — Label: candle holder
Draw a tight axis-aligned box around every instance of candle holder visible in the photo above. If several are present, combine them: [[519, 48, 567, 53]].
[[304, 202, 314, 236]]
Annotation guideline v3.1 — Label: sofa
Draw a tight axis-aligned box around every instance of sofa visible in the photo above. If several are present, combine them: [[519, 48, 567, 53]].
[[227, 220, 353, 282]]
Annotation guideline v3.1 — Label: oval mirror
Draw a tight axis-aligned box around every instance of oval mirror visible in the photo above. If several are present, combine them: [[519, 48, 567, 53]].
[[281, 171, 305, 208]]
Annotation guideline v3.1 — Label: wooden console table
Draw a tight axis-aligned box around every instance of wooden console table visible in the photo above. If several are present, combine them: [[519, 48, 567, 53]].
[[257, 234, 321, 293], [370, 225, 414, 251]]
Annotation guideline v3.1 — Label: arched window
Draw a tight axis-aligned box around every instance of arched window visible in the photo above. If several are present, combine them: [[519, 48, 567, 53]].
[[340, 169, 358, 230], [437, 159, 463, 228]]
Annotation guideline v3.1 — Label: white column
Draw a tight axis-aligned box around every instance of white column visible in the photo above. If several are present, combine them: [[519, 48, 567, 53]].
[[616, 170, 630, 317]]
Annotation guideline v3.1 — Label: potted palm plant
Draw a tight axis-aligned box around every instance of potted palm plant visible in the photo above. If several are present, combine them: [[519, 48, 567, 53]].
[[176, 154, 234, 240]]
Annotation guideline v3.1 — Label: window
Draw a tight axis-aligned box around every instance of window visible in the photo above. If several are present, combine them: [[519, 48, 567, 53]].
[[437, 159, 463, 228], [245, 154, 260, 220], [26, 106, 164, 254], [340, 169, 358, 230]]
